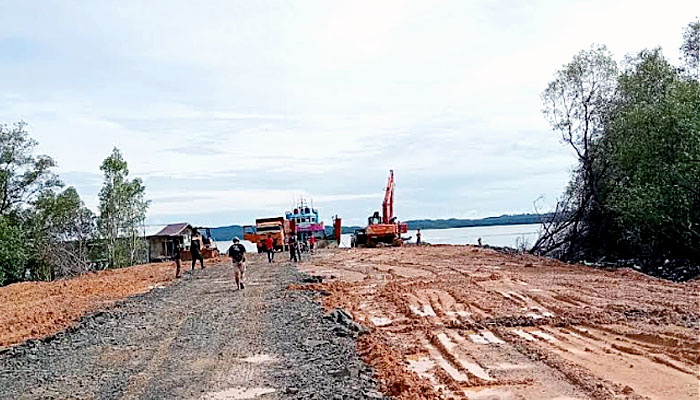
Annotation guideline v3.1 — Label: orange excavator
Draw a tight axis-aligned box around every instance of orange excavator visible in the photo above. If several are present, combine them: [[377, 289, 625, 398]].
[[351, 170, 408, 247]]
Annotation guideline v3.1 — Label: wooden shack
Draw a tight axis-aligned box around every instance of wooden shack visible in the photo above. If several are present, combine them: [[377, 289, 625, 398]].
[[146, 223, 192, 262]]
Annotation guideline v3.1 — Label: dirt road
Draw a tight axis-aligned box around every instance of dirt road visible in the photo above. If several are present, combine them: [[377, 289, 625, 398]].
[[299, 246, 700, 400], [0, 255, 384, 399]]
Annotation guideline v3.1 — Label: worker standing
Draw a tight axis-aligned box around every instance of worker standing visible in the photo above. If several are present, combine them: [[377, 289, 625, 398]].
[[190, 230, 205, 270], [173, 242, 182, 278], [309, 234, 316, 253], [289, 235, 298, 262], [416, 229, 422, 245], [228, 237, 247, 290], [265, 234, 274, 263]]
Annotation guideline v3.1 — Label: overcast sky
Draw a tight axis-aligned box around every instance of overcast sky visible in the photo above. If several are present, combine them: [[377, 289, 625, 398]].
[[0, 1, 696, 226]]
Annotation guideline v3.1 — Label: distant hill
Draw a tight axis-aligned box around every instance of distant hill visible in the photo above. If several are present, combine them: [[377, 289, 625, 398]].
[[212, 213, 551, 241], [405, 213, 551, 230], [327, 213, 552, 235]]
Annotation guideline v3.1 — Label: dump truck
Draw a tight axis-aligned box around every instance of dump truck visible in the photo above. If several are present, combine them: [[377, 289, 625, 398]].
[[243, 217, 289, 253]]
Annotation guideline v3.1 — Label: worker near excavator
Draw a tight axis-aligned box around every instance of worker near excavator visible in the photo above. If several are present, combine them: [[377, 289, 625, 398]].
[[265, 234, 274, 263], [190, 229, 205, 270], [416, 229, 422, 245], [228, 237, 247, 290]]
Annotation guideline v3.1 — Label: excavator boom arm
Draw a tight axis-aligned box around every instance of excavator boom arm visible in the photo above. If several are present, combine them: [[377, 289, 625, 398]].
[[382, 170, 394, 224]]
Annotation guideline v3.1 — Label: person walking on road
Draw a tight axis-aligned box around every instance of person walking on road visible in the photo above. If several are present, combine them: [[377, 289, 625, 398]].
[[190, 230, 205, 270], [265, 234, 275, 263], [288, 234, 298, 262], [173, 242, 182, 278], [416, 229, 422, 245], [228, 237, 247, 290]]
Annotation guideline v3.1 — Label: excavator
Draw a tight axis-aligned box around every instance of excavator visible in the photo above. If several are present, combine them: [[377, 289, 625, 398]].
[[351, 170, 408, 247]]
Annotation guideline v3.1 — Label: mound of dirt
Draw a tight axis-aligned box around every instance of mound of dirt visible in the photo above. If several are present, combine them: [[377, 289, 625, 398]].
[[0, 260, 186, 348]]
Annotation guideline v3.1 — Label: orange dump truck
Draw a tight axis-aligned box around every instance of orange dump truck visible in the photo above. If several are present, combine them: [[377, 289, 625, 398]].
[[243, 217, 289, 253]]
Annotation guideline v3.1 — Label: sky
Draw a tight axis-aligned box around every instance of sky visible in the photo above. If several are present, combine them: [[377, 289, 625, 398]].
[[0, 0, 697, 227]]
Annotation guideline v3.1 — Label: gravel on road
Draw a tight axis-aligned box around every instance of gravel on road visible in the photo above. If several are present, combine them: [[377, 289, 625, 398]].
[[0, 254, 385, 400]]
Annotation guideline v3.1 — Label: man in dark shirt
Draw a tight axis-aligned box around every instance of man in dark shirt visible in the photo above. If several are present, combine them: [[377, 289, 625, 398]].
[[190, 230, 205, 270], [288, 235, 298, 263], [173, 242, 182, 278], [228, 237, 247, 290]]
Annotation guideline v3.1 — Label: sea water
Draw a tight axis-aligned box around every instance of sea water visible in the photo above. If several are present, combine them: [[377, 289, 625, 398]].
[[339, 223, 541, 249]]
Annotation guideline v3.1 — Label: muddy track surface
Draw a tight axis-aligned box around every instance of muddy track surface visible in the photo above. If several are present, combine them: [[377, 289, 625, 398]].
[[299, 246, 700, 400], [0, 255, 385, 400]]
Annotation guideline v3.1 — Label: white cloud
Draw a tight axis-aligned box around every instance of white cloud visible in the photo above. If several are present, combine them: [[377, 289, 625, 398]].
[[0, 0, 697, 226]]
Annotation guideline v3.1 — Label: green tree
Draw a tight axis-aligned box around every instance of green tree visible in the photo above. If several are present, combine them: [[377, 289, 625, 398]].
[[28, 187, 96, 279], [605, 49, 700, 260], [97, 148, 149, 268], [680, 18, 700, 81], [1, 121, 63, 285], [535, 45, 618, 259], [0, 122, 61, 216], [536, 22, 700, 277]]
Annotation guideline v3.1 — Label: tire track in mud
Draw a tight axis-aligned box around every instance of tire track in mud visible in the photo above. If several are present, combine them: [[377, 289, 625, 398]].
[[300, 246, 700, 400]]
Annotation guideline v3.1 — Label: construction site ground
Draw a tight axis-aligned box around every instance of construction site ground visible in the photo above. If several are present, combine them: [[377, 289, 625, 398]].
[[0, 255, 384, 400], [1, 246, 698, 400], [298, 246, 700, 400]]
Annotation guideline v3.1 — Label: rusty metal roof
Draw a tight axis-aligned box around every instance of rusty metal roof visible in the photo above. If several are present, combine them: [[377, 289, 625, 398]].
[[151, 222, 192, 237]]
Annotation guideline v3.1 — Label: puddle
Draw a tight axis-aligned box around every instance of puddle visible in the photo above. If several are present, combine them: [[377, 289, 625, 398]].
[[526, 312, 545, 320], [551, 397, 588, 400], [526, 307, 554, 319], [492, 362, 531, 370], [463, 387, 518, 399], [147, 284, 166, 290], [435, 333, 492, 381], [446, 310, 471, 317], [531, 330, 557, 342], [238, 354, 276, 364], [469, 330, 504, 345], [469, 333, 490, 345], [407, 357, 435, 377], [410, 304, 437, 317], [512, 329, 536, 342], [370, 316, 393, 326], [425, 342, 469, 382], [203, 387, 275, 399], [407, 355, 447, 392], [481, 330, 505, 344], [508, 291, 529, 302]]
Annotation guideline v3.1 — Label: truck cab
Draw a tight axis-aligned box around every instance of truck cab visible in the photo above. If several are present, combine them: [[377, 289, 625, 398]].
[[243, 217, 287, 253]]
